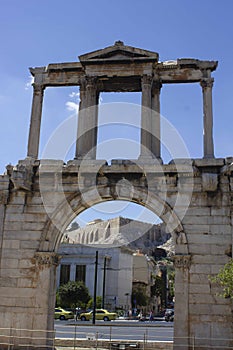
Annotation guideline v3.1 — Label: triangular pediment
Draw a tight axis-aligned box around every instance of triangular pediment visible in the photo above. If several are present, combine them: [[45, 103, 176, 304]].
[[79, 41, 159, 63]]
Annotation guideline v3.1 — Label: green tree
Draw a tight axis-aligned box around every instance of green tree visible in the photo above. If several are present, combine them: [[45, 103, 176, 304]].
[[131, 284, 149, 307], [151, 275, 164, 297], [86, 296, 102, 309], [57, 281, 91, 309], [210, 259, 233, 298]]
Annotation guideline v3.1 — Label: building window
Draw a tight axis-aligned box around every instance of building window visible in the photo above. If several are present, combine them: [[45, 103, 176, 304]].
[[76, 265, 86, 283], [60, 264, 70, 285]]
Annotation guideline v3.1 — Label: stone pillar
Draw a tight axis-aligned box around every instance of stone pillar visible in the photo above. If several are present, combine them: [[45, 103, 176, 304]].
[[70, 263, 76, 281], [151, 80, 162, 159], [200, 78, 214, 158], [173, 254, 191, 350], [140, 75, 152, 158], [31, 252, 60, 349], [27, 83, 45, 159], [75, 77, 99, 159]]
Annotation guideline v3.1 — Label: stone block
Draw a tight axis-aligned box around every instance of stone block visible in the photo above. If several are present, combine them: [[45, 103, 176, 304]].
[[184, 224, 210, 234], [186, 207, 211, 216], [189, 303, 212, 314], [182, 215, 210, 225], [192, 255, 229, 265], [188, 233, 231, 245], [189, 244, 211, 255], [210, 225, 231, 234], [2, 248, 35, 260], [19, 259, 35, 269], [2, 240, 20, 249], [20, 240, 40, 250], [190, 264, 211, 274], [189, 293, 216, 304], [0, 286, 35, 298], [194, 158, 225, 167], [3, 230, 42, 240], [5, 212, 47, 223], [0, 277, 17, 287], [0, 258, 19, 269], [189, 283, 210, 294], [17, 278, 33, 288], [190, 273, 211, 284], [210, 207, 230, 216], [202, 173, 218, 192]]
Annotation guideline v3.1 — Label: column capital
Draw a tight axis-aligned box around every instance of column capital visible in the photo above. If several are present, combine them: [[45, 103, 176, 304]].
[[172, 254, 191, 269], [33, 252, 61, 268], [32, 83, 45, 95], [152, 80, 162, 94], [200, 78, 214, 89], [141, 74, 153, 87], [85, 76, 98, 89]]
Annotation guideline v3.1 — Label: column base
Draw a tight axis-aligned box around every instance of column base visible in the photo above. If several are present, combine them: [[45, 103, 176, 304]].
[[67, 159, 108, 167], [137, 155, 163, 165]]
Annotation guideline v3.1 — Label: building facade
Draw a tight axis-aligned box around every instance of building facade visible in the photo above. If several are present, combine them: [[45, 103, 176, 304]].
[[57, 243, 133, 310]]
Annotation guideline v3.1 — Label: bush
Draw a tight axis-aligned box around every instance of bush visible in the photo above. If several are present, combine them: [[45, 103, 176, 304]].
[[57, 281, 91, 309]]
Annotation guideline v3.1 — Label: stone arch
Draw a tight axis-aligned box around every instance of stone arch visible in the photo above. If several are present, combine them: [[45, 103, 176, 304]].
[[39, 185, 187, 253]]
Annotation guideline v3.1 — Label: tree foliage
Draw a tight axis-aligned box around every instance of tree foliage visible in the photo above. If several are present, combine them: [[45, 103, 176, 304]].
[[57, 281, 91, 308], [151, 275, 164, 297], [210, 259, 233, 298], [131, 284, 149, 307], [86, 296, 102, 309]]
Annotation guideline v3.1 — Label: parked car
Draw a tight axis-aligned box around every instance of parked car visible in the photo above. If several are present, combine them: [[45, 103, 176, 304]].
[[164, 308, 174, 322], [54, 307, 74, 320], [79, 309, 117, 321]]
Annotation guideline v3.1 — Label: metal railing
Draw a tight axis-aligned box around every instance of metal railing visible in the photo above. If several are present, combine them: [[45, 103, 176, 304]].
[[0, 325, 233, 349]]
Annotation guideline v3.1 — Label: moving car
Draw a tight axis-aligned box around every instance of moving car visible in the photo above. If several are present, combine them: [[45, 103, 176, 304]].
[[79, 309, 117, 321], [54, 307, 74, 320]]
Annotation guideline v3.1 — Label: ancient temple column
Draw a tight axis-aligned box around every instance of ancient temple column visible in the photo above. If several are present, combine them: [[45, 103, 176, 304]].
[[27, 83, 45, 159], [140, 75, 152, 158], [151, 80, 162, 159], [200, 78, 214, 158], [75, 77, 99, 159]]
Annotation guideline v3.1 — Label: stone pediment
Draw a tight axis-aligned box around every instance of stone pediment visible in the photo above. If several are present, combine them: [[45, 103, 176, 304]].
[[79, 41, 159, 63]]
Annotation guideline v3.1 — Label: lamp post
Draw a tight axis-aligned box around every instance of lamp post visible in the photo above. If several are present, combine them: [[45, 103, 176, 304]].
[[93, 251, 98, 325], [102, 256, 107, 309]]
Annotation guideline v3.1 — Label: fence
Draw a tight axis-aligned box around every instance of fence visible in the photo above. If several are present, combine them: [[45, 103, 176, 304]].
[[0, 325, 233, 349]]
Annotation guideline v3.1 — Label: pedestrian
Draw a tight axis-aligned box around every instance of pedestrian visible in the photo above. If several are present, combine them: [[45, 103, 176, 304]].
[[149, 310, 153, 321]]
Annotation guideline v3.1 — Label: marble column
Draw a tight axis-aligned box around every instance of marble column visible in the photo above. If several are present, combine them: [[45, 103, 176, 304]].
[[75, 77, 99, 159], [140, 75, 152, 158], [173, 254, 191, 350], [200, 78, 214, 158], [27, 83, 45, 159], [151, 80, 162, 159], [30, 252, 59, 348]]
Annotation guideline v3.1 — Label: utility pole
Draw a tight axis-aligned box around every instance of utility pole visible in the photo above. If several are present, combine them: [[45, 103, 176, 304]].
[[93, 251, 98, 325], [102, 256, 107, 309]]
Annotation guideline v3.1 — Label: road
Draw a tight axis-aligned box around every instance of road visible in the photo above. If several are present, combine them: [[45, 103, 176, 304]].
[[55, 320, 174, 342]]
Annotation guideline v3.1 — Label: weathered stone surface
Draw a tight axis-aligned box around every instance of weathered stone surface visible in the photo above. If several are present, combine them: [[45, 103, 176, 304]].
[[1, 44, 232, 350]]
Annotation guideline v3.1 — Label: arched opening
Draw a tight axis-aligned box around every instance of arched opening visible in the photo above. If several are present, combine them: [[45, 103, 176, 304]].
[[55, 199, 175, 324], [38, 186, 187, 342]]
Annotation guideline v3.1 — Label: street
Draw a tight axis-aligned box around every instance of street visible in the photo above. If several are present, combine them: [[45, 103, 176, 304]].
[[55, 320, 174, 342]]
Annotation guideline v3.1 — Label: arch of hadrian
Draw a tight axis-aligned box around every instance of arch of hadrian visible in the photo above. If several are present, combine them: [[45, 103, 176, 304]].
[[0, 41, 233, 350]]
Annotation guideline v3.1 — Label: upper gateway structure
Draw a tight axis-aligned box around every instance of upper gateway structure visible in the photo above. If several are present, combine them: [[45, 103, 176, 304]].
[[1, 43, 233, 350], [28, 40, 217, 162]]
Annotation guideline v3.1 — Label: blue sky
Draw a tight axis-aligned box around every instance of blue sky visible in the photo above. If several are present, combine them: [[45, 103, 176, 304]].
[[1, 0, 233, 226]]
